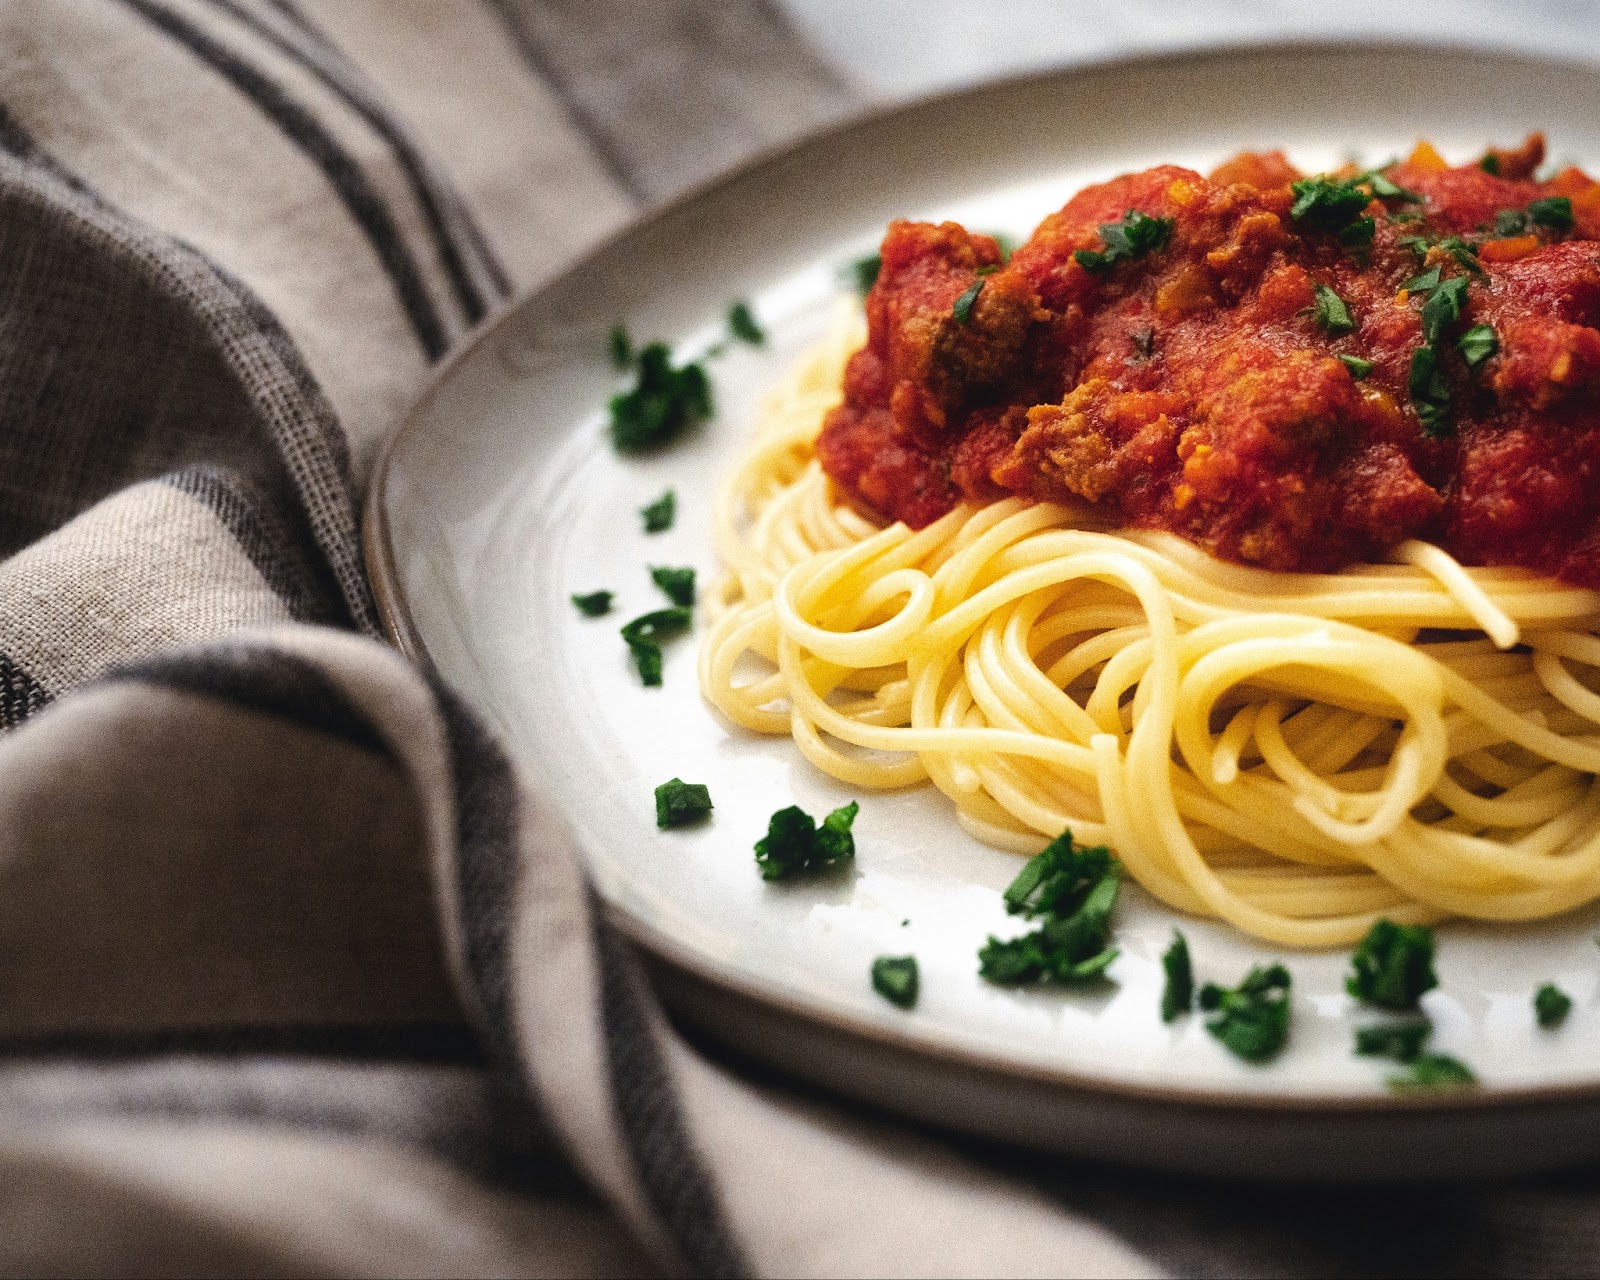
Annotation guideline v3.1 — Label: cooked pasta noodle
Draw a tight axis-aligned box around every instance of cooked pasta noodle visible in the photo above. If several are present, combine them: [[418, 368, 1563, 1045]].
[[700, 309, 1600, 946]]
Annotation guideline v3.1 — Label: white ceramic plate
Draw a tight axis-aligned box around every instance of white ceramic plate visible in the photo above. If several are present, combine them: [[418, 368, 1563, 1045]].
[[368, 44, 1600, 1178]]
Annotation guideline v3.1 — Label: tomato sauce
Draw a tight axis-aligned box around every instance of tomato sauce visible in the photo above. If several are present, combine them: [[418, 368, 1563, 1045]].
[[816, 135, 1600, 586]]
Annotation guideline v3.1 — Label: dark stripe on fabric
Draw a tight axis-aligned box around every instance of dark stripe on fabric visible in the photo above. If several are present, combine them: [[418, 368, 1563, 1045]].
[[479, 0, 646, 203], [120, 0, 450, 360], [163, 464, 338, 623], [594, 914, 748, 1279], [106, 645, 390, 757], [200, 0, 510, 321], [0, 1022, 483, 1064], [431, 676, 748, 1274], [0, 103, 375, 632], [0, 653, 51, 730]]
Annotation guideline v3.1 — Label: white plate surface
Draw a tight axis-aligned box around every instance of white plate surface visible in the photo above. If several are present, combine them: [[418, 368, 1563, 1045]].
[[370, 45, 1600, 1175]]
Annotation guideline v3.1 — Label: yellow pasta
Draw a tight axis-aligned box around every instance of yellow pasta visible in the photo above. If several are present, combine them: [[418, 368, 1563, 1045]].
[[700, 311, 1600, 947]]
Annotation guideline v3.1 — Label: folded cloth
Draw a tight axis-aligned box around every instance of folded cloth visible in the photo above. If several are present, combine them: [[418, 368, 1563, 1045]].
[[0, 2, 1593, 1277]]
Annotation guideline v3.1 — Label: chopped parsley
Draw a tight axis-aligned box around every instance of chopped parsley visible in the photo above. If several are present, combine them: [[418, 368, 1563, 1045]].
[[1199, 964, 1292, 1062], [654, 777, 712, 828], [1389, 1053, 1477, 1091], [1338, 354, 1374, 379], [1073, 209, 1174, 274], [1535, 983, 1573, 1028], [620, 606, 692, 687], [649, 565, 696, 607], [1311, 283, 1356, 336], [850, 253, 882, 296], [951, 277, 986, 324], [990, 231, 1020, 261], [1409, 346, 1453, 437], [1401, 264, 1442, 295], [1493, 196, 1575, 237], [1339, 216, 1376, 252], [640, 489, 676, 533], [727, 301, 765, 346], [1528, 195, 1575, 232], [1457, 323, 1499, 371], [978, 831, 1121, 986], [754, 800, 859, 881], [609, 343, 712, 453], [1361, 169, 1422, 203], [872, 954, 919, 1008], [1420, 275, 1470, 344], [1289, 175, 1373, 232], [1347, 920, 1439, 1010], [571, 590, 613, 617], [1354, 1019, 1432, 1062], [1161, 931, 1194, 1022], [608, 323, 633, 370], [1493, 207, 1530, 237], [1479, 153, 1501, 176]]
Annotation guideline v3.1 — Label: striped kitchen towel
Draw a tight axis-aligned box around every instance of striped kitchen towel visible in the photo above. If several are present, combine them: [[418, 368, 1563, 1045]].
[[0, 2, 1585, 1277]]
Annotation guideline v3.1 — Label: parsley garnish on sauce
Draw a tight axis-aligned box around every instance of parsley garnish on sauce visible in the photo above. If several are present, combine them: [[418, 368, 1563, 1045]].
[[1339, 354, 1374, 379], [850, 253, 882, 296], [1073, 209, 1174, 274], [951, 278, 986, 324], [1529, 195, 1575, 232], [1535, 983, 1573, 1028], [754, 800, 860, 881], [727, 301, 766, 346], [1311, 283, 1355, 336], [1289, 175, 1373, 231], [872, 954, 920, 1008], [640, 489, 676, 533], [649, 565, 696, 607], [1458, 323, 1499, 371], [620, 606, 692, 687], [1347, 920, 1439, 1010], [978, 831, 1121, 986], [1161, 931, 1194, 1022], [609, 343, 712, 453], [655, 777, 712, 828], [1421, 276, 1470, 344], [571, 590, 614, 617], [1199, 964, 1292, 1062], [1479, 153, 1501, 176], [1409, 346, 1453, 437]]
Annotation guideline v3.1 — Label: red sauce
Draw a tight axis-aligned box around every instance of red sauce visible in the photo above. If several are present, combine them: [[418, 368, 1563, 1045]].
[[816, 135, 1600, 586]]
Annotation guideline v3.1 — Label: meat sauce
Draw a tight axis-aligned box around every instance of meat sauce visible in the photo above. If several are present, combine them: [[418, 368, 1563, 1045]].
[[815, 135, 1600, 586]]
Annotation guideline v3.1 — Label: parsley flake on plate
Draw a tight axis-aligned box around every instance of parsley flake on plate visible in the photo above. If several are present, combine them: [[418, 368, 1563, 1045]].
[[609, 343, 712, 453], [640, 489, 676, 533], [654, 777, 712, 829], [1347, 919, 1438, 1010], [1354, 1019, 1432, 1062], [1160, 930, 1194, 1023], [649, 565, 696, 607], [754, 800, 859, 881], [1199, 964, 1292, 1063], [620, 606, 692, 687], [978, 831, 1121, 986], [1535, 983, 1573, 1028], [872, 954, 919, 1008], [608, 323, 633, 370], [727, 301, 766, 347], [1390, 1053, 1477, 1091], [571, 590, 613, 617]]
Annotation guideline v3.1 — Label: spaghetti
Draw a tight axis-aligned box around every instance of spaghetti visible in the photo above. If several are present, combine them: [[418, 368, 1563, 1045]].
[[701, 312, 1600, 948]]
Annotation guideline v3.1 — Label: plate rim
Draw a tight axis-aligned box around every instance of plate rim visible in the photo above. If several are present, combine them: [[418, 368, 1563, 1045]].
[[364, 38, 1600, 1122]]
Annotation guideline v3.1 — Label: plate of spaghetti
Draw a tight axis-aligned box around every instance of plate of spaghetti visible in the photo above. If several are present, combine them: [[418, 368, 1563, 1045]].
[[369, 44, 1600, 1177]]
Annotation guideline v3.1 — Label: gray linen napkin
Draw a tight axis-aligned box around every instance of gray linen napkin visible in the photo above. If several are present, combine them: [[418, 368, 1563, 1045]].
[[0, 2, 1595, 1277]]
